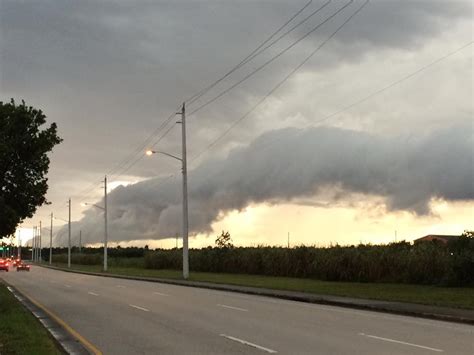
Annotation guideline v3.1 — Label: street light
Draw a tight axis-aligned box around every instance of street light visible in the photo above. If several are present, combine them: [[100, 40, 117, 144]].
[[82, 175, 108, 272], [145, 104, 188, 280]]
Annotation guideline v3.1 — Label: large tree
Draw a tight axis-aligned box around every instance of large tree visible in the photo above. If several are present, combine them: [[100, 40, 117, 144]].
[[0, 99, 62, 237]]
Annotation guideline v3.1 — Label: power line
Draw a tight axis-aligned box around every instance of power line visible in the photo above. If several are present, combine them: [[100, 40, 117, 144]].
[[186, 0, 316, 105], [74, 2, 322, 199], [188, 0, 354, 116], [110, 122, 178, 180], [189, 0, 368, 165], [204, 0, 332, 92], [192, 38, 472, 167]]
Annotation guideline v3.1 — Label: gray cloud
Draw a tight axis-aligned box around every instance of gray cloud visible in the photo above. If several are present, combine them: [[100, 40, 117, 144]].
[[1, 1, 471, 234], [1, 1, 471, 177], [56, 122, 473, 245]]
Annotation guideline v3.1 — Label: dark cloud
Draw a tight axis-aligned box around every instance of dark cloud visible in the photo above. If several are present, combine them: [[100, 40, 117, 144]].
[[1, 0, 471, 236], [55, 122, 473, 245]]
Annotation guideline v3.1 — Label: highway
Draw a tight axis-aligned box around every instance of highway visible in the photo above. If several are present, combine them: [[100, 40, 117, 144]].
[[1, 267, 473, 354]]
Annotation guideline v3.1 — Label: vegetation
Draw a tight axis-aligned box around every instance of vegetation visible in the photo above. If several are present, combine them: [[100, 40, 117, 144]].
[[44, 233, 474, 287], [49, 263, 474, 309], [0, 283, 62, 355], [0, 99, 62, 238]]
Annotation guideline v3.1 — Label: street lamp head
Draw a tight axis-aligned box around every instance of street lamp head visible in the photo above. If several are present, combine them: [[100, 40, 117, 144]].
[[81, 202, 88, 207], [145, 150, 155, 156]]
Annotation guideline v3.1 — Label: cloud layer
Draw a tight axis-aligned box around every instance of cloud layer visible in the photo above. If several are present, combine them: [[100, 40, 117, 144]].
[[57, 122, 473, 245]]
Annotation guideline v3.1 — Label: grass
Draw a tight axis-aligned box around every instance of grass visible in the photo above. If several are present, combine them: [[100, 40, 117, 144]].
[[0, 283, 63, 355], [49, 263, 474, 310]]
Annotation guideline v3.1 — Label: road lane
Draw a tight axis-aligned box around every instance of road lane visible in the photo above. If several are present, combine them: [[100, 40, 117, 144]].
[[1, 267, 473, 354]]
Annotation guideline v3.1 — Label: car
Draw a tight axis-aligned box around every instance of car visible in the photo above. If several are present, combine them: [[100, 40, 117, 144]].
[[16, 263, 30, 271], [0, 259, 9, 272]]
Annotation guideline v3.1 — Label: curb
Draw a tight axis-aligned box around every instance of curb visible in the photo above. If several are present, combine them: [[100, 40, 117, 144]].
[[39, 265, 474, 326], [3, 280, 96, 355]]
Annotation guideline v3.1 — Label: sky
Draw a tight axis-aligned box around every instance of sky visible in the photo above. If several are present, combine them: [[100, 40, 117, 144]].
[[1, 0, 473, 248]]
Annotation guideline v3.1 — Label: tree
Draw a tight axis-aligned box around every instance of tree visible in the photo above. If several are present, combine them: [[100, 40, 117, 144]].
[[0, 99, 62, 237], [215, 231, 233, 249]]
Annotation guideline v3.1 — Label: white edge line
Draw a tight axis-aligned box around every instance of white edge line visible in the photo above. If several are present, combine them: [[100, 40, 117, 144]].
[[220, 334, 277, 353], [64, 284, 72, 288], [129, 304, 150, 312], [359, 333, 443, 352], [217, 304, 248, 312], [87, 291, 99, 296]]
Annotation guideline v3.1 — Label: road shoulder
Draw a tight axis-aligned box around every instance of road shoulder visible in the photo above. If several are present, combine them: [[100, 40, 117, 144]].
[[2, 279, 101, 355]]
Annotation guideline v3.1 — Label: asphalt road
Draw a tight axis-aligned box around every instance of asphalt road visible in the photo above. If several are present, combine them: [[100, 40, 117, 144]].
[[1, 266, 473, 354]]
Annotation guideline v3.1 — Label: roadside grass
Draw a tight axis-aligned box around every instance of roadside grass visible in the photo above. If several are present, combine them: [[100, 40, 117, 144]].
[[49, 263, 474, 310], [0, 283, 62, 355]]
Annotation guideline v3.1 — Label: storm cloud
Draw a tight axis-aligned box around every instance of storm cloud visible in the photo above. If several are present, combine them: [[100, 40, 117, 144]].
[[57, 122, 473, 245]]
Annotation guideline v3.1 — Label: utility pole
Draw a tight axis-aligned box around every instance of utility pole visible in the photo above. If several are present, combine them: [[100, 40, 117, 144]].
[[68, 198, 71, 268], [79, 230, 82, 254], [104, 176, 108, 272], [18, 229, 21, 259], [287, 232, 290, 249], [32, 226, 35, 261], [39, 220, 42, 263], [175, 233, 178, 249], [178, 102, 189, 279], [49, 212, 53, 265]]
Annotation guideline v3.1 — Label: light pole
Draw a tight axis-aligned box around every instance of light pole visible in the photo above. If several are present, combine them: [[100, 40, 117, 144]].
[[82, 175, 108, 271], [17, 229, 21, 259], [39, 221, 42, 263], [145, 102, 189, 280], [68, 198, 72, 268], [31, 226, 35, 261], [50, 213, 53, 265]]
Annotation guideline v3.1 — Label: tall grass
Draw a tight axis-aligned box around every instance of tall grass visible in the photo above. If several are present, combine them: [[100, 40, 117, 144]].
[[144, 238, 473, 286], [47, 236, 473, 286]]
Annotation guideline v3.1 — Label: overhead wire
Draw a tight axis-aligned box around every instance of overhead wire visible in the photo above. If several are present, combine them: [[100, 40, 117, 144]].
[[188, 0, 354, 116], [186, 0, 316, 105], [189, 0, 368, 165], [74, 1, 321, 200]]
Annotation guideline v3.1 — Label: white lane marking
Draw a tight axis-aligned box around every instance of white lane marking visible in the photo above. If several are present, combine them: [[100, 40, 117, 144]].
[[64, 284, 72, 288], [129, 304, 150, 312], [116, 285, 126, 288], [359, 333, 443, 352], [88, 291, 99, 296], [220, 334, 277, 353], [216, 292, 471, 333], [153, 292, 170, 297], [217, 304, 248, 312]]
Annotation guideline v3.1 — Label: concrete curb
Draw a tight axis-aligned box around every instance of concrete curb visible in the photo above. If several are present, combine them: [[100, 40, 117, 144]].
[[3, 281, 92, 355], [39, 265, 474, 326]]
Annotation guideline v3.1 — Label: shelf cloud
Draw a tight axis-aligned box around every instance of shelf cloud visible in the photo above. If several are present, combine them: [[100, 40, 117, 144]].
[[57, 123, 473, 244]]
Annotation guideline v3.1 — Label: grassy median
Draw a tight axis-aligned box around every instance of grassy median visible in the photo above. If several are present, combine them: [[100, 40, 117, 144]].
[[50, 263, 474, 310], [0, 282, 62, 355]]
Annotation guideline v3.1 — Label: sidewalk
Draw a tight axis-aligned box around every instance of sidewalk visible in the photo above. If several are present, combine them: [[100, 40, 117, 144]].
[[40, 265, 474, 325]]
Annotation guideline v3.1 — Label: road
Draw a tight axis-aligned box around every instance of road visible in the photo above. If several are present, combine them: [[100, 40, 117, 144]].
[[1, 266, 473, 354]]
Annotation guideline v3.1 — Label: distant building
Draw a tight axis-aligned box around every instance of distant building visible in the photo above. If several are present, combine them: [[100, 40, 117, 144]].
[[414, 234, 460, 244]]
